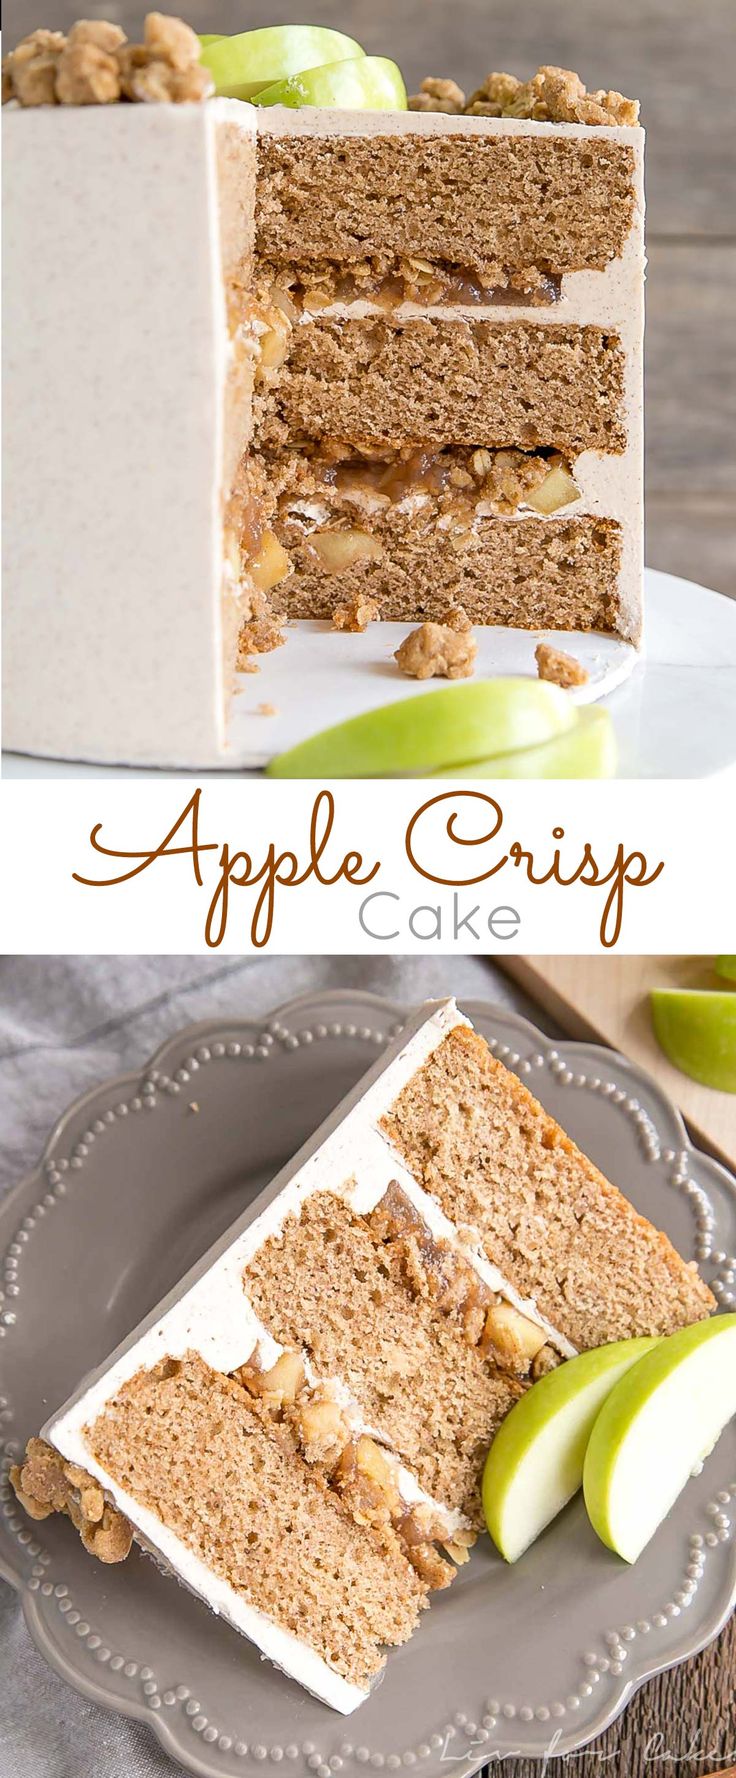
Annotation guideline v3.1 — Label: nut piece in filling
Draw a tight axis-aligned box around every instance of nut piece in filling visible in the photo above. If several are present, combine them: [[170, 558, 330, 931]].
[[395, 609, 477, 680], [535, 642, 589, 688]]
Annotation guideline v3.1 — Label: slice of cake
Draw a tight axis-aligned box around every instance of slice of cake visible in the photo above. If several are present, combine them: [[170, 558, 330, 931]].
[[12, 1000, 713, 1711], [3, 28, 643, 767]]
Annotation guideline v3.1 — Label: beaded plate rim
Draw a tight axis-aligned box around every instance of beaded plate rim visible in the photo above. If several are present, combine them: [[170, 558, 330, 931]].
[[0, 987, 734, 1778]]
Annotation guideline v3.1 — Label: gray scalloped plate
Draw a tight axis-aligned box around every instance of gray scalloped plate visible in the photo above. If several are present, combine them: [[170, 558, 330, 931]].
[[1, 989, 735, 1777]]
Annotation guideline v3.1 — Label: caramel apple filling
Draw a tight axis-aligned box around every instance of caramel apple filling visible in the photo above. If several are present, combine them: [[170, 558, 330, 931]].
[[234, 1346, 469, 1589], [269, 442, 582, 523], [258, 257, 562, 315], [367, 1182, 561, 1382]]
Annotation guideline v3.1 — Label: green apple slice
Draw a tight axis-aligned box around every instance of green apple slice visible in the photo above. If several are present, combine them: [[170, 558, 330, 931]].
[[254, 55, 407, 111], [584, 1316, 736, 1563], [715, 956, 736, 983], [201, 26, 364, 101], [266, 677, 575, 778], [651, 989, 736, 1093], [198, 34, 224, 46], [430, 705, 616, 779], [482, 1339, 659, 1563]]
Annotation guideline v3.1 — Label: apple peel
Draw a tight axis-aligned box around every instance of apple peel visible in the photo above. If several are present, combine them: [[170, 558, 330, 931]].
[[266, 677, 576, 779], [430, 705, 616, 780], [583, 1316, 736, 1562], [254, 55, 407, 112], [482, 1338, 659, 1563], [200, 26, 364, 100], [651, 989, 736, 1093]]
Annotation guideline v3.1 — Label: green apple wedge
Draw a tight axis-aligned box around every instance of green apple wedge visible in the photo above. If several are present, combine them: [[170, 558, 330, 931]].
[[266, 677, 576, 778], [584, 1315, 736, 1563], [254, 55, 407, 111], [201, 26, 364, 100], [715, 956, 736, 983], [482, 1339, 659, 1563], [430, 705, 616, 780], [651, 989, 736, 1092]]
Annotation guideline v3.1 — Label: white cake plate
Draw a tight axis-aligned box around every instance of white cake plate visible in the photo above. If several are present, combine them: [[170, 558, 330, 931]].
[[4, 568, 735, 780]]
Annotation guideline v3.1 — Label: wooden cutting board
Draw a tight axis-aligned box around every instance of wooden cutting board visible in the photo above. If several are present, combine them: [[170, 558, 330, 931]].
[[500, 956, 736, 1171]]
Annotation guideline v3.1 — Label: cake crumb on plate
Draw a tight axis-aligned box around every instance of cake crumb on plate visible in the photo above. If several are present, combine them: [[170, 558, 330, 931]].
[[395, 609, 477, 680], [535, 641, 589, 688]]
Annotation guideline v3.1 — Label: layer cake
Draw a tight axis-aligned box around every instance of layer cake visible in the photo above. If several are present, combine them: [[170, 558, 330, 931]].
[[12, 1001, 712, 1711], [3, 51, 644, 765]]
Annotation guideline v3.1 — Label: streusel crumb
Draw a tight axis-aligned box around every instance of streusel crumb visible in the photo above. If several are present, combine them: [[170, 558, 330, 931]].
[[395, 609, 477, 681], [535, 642, 589, 688], [408, 76, 465, 114], [10, 1437, 133, 1563], [3, 13, 213, 105], [238, 588, 286, 669], [332, 594, 380, 633], [411, 64, 639, 126]]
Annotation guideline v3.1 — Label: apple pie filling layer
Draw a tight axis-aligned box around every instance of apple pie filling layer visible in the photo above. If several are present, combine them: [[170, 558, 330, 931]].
[[255, 132, 638, 278], [234, 1343, 471, 1590], [263, 442, 582, 520], [242, 1185, 558, 1522], [256, 257, 563, 315], [86, 1353, 427, 1690]]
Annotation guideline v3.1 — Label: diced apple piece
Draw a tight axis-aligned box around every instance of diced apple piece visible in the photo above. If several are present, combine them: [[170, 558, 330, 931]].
[[651, 989, 736, 1092], [254, 54, 407, 112], [482, 1302, 549, 1369], [483, 1338, 660, 1562], [583, 1316, 736, 1562], [266, 677, 576, 779], [526, 463, 581, 515], [309, 529, 383, 572], [250, 532, 291, 593], [431, 705, 617, 780], [201, 25, 364, 100], [258, 322, 291, 372]]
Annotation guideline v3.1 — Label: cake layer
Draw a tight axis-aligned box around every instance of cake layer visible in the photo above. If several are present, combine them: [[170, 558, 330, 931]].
[[272, 507, 625, 637], [382, 1024, 715, 1350], [244, 1187, 527, 1523], [88, 1352, 426, 1692], [256, 114, 638, 279], [256, 317, 626, 452]]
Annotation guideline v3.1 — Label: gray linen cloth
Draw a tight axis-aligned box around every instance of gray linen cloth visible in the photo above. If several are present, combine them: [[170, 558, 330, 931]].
[[0, 956, 550, 1778]]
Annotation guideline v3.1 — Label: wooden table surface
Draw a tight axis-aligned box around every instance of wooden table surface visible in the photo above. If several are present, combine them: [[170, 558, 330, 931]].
[[6, 0, 735, 602]]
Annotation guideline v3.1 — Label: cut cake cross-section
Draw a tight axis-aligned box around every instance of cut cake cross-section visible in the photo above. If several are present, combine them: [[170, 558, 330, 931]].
[[13, 999, 712, 1712], [3, 64, 644, 766]]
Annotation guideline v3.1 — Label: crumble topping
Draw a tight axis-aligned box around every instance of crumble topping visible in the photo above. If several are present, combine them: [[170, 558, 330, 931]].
[[270, 443, 580, 521], [10, 1437, 133, 1562], [332, 593, 380, 632], [259, 258, 561, 314], [395, 610, 477, 681], [535, 641, 589, 687], [238, 587, 287, 670], [409, 65, 639, 127], [234, 1350, 463, 1590], [3, 14, 213, 106], [368, 1183, 558, 1378]]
